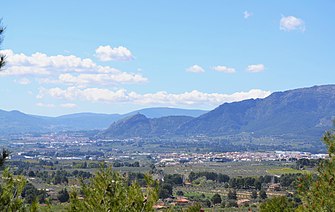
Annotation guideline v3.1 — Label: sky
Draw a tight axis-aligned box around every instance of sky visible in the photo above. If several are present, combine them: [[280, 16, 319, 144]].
[[1, 1, 335, 116]]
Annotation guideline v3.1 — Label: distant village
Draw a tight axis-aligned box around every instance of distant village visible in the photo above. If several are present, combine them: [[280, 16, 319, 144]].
[[5, 133, 327, 164]]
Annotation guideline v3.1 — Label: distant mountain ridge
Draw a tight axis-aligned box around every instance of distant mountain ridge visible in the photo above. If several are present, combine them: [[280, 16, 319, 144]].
[[177, 85, 335, 137], [100, 114, 193, 138], [0, 107, 207, 134], [101, 85, 335, 141]]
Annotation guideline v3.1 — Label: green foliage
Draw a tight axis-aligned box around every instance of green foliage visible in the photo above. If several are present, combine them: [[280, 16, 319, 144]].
[[183, 202, 202, 212], [259, 189, 267, 199], [189, 171, 229, 183], [296, 130, 335, 211], [68, 164, 158, 212], [0, 150, 39, 211], [295, 158, 321, 170], [251, 190, 258, 199], [0, 168, 29, 211], [227, 189, 237, 200], [260, 196, 295, 212], [164, 174, 183, 185], [226, 200, 238, 208], [211, 193, 222, 205], [279, 173, 302, 187], [57, 188, 70, 203], [158, 183, 173, 199], [176, 190, 184, 196], [0, 149, 9, 168], [21, 182, 47, 204]]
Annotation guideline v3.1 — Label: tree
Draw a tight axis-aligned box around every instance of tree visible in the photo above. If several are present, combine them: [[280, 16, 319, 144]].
[[57, 188, 69, 203], [69, 164, 158, 211], [296, 128, 335, 211], [211, 193, 222, 205], [0, 19, 5, 69], [158, 183, 173, 199], [227, 189, 237, 200], [176, 190, 184, 196], [251, 190, 258, 199], [21, 182, 39, 204], [0, 149, 9, 168], [259, 189, 267, 200], [28, 170, 36, 177], [0, 169, 26, 210], [0, 168, 38, 211]]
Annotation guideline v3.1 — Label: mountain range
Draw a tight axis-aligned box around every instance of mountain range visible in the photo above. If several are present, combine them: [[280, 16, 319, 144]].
[[0, 107, 207, 135], [101, 85, 335, 142], [1, 85, 335, 147]]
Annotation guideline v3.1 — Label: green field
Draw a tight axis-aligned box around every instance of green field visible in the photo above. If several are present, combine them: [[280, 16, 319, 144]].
[[161, 161, 295, 177], [267, 167, 311, 175]]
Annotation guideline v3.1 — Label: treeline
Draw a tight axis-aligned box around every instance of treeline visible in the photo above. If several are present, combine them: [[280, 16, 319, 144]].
[[295, 158, 322, 169], [189, 171, 230, 183], [14, 169, 92, 185], [188, 171, 301, 190]]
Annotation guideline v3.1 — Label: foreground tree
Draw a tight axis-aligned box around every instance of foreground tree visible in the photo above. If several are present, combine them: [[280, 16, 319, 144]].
[[260, 196, 295, 212], [0, 168, 38, 211], [0, 19, 5, 69], [260, 125, 335, 211], [296, 128, 335, 211], [69, 165, 158, 211]]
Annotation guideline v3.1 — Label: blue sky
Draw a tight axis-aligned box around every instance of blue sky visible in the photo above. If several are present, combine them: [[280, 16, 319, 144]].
[[1, 1, 335, 116]]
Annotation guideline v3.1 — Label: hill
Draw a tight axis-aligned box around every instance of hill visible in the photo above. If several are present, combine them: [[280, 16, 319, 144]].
[[100, 114, 193, 138]]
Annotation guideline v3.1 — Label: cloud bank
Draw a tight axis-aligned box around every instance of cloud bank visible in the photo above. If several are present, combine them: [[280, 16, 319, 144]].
[[0, 49, 147, 85], [38, 87, 271, 107]]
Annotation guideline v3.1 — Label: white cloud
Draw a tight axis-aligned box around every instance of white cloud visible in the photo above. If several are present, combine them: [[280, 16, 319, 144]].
[[212, 66, 236, 74], [60, 103, 77, 108], [95, 45, 133, 61], [280, 16, 305, 32], [244, 11, 252, 19], [38, 86, 271, 107], [36, 102, 55, 108], [16, 78, 31, 85], [0, 49, 147, 85], [57, 72, 147, 86], [247, 64, 265, 73], [186, 65, 205, 73], [0, 50, 96, 76]]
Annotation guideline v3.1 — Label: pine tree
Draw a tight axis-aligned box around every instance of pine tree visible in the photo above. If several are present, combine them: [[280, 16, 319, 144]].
[[296, 128, 335, 211], [0, 19, 5, 70], [69, 164, 158, 211]]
